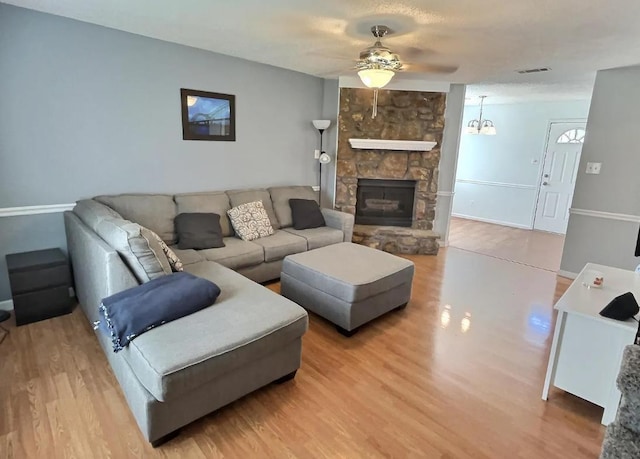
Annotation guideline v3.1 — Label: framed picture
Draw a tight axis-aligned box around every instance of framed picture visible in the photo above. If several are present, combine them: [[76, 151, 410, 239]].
[[180, 88, 236, 141]]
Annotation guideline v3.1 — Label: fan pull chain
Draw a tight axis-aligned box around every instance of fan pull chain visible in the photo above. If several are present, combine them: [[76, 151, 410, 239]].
[[372, 88, 378, 119]]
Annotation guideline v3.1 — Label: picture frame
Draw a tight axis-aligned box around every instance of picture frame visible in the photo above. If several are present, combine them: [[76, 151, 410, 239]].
[[180, 88, 236, 141]]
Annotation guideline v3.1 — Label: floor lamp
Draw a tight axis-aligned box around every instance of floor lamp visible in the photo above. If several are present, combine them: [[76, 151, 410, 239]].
[[312, 119, 331, 206]]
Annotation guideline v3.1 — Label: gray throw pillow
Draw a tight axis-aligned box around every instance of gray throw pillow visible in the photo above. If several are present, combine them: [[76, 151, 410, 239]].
[[175, 213, 225, 250], [289, 199, 326, 230]]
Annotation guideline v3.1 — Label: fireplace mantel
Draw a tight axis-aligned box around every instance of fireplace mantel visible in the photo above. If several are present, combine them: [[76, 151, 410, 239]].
[[348, 138, 437, 151]]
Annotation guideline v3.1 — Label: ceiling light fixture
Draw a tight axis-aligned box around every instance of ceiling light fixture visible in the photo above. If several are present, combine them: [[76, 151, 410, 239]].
[[355, 25, 402, 118], [466, 96, 496, 135]]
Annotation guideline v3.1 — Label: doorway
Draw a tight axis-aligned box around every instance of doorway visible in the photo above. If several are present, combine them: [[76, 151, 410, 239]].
[[533, 122, 586, 234]]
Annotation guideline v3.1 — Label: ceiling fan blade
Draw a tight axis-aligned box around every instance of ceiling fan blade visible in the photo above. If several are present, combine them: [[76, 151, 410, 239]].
[[393, 45, 436, 61], [307, 51, 354, 61], [402, 62, 459, 74], [316, 66, 354, 78]]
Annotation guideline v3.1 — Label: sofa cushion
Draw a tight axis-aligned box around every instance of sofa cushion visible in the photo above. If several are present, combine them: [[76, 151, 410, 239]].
[[168, 246, 205, 266], [252, 230, 307, 262], [121, 261, 308, 402], [226, 189, 280, 229], [283, 226, 344, 250], [95, 218, 172, 283], [174, 192, 234, 237], [73, 199, 123, 232], [268, 186, 317, 228], [227, 201, 274, 241], [95, 194, 177, 244], [199, 237, 264, 269], [175, 213, 225, 249]]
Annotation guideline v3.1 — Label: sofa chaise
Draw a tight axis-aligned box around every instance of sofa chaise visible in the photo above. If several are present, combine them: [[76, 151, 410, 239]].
[[64, 185, 354, 445]]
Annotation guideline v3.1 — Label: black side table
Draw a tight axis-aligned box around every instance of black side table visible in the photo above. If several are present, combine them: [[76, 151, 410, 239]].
[[6, 248, 73, 326]]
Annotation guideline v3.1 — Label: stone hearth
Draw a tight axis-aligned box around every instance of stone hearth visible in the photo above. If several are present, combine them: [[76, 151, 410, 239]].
[[352, 225, 439, 255], [335, 88, 446, 255]]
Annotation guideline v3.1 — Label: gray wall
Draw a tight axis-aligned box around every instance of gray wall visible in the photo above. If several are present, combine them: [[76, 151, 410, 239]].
[[435, 84, 466, 244], [0, 4, 325, 301], [560, 65, 640, 274]]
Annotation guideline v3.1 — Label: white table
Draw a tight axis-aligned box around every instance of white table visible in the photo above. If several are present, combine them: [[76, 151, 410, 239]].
[[542, 263, 639, 425]]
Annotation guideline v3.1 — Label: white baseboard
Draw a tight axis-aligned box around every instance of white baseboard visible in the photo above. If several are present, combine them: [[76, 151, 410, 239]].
[[451, 213, 533, 230], [557, 270, 578, 279], [438, 239, 449, 247]]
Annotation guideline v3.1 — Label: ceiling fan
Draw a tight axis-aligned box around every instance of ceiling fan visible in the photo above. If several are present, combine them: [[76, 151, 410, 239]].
[[347, 25, 457, 117]]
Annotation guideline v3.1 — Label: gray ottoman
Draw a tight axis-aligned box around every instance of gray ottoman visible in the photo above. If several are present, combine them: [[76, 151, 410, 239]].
[[281, 242, 414, 336]]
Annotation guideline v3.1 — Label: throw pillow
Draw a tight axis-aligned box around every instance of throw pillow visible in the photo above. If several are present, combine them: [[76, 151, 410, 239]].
[[227, 200, 275, 241], [147, 229, 184, 272], [95, 218, 172, 283], [289, 199, 326, 230], [174, 213, 225, 250]]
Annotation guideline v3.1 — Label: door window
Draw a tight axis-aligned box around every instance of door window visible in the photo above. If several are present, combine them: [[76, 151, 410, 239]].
[[556, 128, 585, 144]]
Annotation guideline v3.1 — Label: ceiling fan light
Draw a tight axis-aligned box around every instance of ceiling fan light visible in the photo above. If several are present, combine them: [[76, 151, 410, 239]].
[[358, 69, 395, 89]]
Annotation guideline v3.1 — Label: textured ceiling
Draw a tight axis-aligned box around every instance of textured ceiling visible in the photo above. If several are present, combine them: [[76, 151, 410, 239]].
[[6, 0, 640, 101]]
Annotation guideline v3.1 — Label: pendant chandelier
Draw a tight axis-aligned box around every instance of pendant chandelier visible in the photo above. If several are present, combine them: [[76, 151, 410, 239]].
[[466, 96, 496, 135]]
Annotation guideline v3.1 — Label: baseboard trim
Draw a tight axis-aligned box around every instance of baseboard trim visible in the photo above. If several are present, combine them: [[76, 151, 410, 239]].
[[569, 208, 640, 223], [557, 270, 578, 280], [451, 213, 533, 230], [438, 240, 449, 247], [0, 203, 75, 218], [0, 299, 14, 311]]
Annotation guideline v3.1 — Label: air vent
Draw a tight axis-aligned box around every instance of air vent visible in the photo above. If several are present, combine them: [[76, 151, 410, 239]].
[[516, 67, 551, 74]]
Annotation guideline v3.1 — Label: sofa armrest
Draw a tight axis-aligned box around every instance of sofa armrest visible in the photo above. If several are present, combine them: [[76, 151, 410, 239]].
[[321, 208, 354, 243]]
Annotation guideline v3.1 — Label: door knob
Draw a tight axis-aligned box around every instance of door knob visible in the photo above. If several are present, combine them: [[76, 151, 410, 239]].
[[542, 181, 549, 186], [543, 174, 549, 178]]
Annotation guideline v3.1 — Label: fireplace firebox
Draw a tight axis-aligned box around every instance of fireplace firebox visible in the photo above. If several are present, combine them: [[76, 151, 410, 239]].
[[355, 179, 416, 227]]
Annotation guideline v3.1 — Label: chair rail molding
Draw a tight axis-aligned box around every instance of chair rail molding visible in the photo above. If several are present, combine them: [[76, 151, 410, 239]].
[[569, 208, 640, 223], [0, 204, 75, 218], [455, 178, 537, 190]]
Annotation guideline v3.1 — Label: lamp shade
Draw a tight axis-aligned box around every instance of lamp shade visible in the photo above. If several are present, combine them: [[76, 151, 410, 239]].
[[357, 69, 395, 89], [480, 125, 497, 135], [312, 119, 331, 130]]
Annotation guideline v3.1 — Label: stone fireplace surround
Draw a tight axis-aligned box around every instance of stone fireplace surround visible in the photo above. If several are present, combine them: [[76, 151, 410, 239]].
[[334, 88, 445, 255]]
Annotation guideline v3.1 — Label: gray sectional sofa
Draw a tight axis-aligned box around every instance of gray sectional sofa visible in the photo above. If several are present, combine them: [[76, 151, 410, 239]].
[[64, 185, 354, 445]]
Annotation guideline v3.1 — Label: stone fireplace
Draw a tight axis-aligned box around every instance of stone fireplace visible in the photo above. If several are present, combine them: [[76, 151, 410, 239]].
[[355, 179, 416, 227], [334, 88, 446, 255]]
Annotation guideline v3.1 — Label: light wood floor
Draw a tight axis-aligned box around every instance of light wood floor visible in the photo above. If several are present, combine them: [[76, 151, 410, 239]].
[[448, 217, 566, 272], [0, 248, 605, 458]]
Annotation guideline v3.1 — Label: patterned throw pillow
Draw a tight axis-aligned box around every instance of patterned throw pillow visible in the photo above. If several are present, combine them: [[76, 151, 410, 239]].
[[147, 229, 184, 272], [227, 200, 275, 241]]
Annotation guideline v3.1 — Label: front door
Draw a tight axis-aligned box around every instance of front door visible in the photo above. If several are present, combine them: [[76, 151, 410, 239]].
[[533, 122, 586, 234]]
